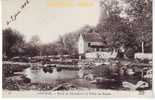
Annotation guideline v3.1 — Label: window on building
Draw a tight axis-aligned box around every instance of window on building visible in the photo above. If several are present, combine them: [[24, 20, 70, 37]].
[[88, 43, 91, 47], [96, 48, 99, 51]]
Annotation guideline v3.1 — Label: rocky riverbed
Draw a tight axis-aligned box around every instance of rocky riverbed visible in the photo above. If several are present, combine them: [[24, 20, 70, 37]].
[[2, 60, 152, 91]]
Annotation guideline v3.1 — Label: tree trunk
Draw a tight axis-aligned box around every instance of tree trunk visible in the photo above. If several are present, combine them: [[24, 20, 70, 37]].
[[142, 42, 144, 53]]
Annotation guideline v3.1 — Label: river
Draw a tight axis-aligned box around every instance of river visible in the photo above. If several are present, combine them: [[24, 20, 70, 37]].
[[24, 67, 79, 83]]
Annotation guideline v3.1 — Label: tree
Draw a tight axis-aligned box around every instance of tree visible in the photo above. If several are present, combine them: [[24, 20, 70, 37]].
[[26, 35, 41, 56], [56, 35, 67, 55], [40, 43, 58, 56], [96, 0, 152, 58], [29, 35, 41, 46], [3, 28, 25, 57], [63, 33, 78, 55], [124, 0, 152, 53], [96, 0, 144, 57], [97, 0, 136, 48], [22, 43, 39, 56]]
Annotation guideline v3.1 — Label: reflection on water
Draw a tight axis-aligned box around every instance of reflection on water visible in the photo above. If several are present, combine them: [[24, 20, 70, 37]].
[[24, 68, 78, 83]]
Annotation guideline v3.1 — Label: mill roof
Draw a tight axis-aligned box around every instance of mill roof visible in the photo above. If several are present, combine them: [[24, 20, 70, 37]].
[[81, 32, 103, 42]]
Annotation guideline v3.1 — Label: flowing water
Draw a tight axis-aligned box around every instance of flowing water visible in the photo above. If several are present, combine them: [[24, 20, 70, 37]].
[[24, 67, 79, 83]]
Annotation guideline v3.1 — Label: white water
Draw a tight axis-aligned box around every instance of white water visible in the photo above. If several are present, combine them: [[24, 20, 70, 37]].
[[24, 68, 78, 83]]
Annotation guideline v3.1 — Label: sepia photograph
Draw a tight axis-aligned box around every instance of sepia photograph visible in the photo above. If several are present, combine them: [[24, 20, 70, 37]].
[[1, 0, 153, 98]]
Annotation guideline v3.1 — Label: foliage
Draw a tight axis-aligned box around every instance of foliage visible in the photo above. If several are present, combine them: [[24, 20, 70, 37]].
[[97, 0, 152, 58], [91, 64, 113, 79], [3, 0, 152, 58], [2, 29, 41, 57], [125, 0, 152, 52], [3, 28, 25, 57]]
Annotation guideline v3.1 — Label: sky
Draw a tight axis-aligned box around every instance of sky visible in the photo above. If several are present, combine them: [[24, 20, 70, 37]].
[[2, 0, 100, 44]]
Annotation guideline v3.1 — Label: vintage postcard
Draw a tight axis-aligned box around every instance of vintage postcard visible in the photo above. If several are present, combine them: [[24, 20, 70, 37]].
[[1, 0, 153, 98]]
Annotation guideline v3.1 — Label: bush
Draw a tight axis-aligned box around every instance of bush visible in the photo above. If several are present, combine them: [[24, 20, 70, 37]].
[[3, 63, 30, 77], [3, 79, 19, 90], [125, 48, 135, 59], [91, 64, 113, 79]]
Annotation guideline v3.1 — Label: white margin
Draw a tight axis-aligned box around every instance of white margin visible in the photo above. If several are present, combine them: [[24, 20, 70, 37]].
[[0, 0, 154, 100]]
